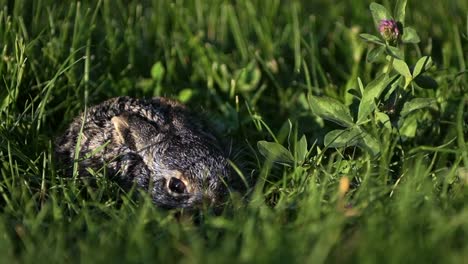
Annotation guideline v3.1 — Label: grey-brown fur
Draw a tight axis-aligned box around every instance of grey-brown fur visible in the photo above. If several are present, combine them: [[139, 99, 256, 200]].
[[55, 96, 230, 209]]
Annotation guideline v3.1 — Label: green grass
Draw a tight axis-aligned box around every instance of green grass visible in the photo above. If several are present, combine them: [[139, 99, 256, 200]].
[[0, 0, 467, 263]]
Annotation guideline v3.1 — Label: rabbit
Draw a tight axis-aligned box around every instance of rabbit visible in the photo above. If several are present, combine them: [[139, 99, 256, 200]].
[[55, 96, 230, 209]]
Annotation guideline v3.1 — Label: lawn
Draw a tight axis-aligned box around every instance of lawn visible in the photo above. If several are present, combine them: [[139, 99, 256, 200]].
[[0, 0, 467, 263]]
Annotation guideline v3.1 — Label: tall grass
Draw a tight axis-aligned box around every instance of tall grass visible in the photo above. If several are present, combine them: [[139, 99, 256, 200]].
[[0, 0, 467, 263]]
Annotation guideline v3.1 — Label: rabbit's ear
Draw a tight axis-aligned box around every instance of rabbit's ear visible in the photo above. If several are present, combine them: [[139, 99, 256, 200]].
[[111, 115, 157, 151]]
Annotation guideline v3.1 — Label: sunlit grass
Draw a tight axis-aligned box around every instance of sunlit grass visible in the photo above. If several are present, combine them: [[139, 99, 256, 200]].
[[0, 0, 467, 263]]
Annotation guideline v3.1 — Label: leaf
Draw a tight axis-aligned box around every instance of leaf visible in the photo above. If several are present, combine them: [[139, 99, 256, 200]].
[[400, 98, 437, 117], [370, 3, 393, 29], [393, 58, 412, 78], [412, 56, 433, 77], [178, 88, 194, 103], [359, 33, 384, 45], [398, 113, 418, 138], [414, 75, 438, 89], [383, 76, 401, 101], [236, 61, 262, 92], [402, 27, 420, 43], [295, 135, 308, 164], [324, 128, 361, 148], [366, 45, 385, 63], [357, 74, 395, 124], [151, 62, 165, 81], [375, 112, 392, 129], [359, 132, 381, 157], [324, 128, 381, 157], [257, 141, 294, 166], [393, 58, 412, 88], [308, 95, 354, 127], [394, 0, 407, 25], [386, 45, 403, 60], [357, 77, 364, 95]]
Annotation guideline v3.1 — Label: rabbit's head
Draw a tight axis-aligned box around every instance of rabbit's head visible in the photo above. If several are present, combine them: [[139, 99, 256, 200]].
[[111, 112, 229, 209]]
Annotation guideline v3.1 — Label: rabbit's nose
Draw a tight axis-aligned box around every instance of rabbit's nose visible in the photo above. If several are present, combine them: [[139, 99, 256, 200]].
[[200, 193, 225, 215], [196, 190, 218, 208], [202, 193, 216, 205]]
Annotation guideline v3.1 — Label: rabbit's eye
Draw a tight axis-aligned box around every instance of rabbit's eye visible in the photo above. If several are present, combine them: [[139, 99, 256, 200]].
[[168, 177, 186, 194]]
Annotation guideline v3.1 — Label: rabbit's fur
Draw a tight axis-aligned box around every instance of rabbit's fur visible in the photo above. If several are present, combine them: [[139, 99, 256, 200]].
[[56, 97, 230, 209]]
